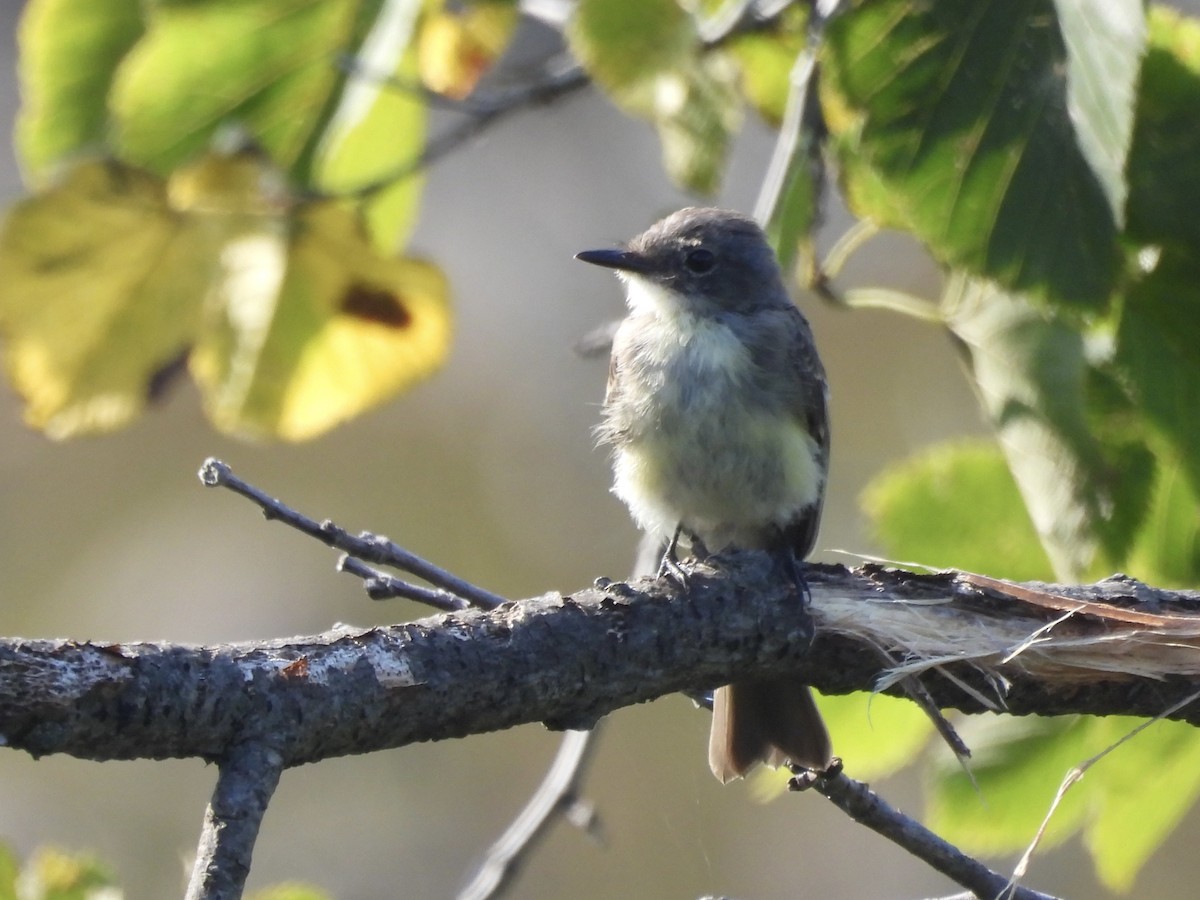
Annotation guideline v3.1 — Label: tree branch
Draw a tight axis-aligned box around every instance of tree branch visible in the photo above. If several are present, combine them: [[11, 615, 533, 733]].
[[186, 741, 284, 900], [4, 560, 1200, 769], [458, 727, 603, 900]]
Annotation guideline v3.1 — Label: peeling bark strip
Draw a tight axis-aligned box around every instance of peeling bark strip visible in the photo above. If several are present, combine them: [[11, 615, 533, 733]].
[[2, 559, 1200, 767]]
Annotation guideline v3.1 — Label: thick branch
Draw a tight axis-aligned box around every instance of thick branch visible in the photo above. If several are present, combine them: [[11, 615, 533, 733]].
[[2, 559, 1200, 767]]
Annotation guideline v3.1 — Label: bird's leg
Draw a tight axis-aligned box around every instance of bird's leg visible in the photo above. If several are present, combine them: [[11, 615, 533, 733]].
[[656, 524, 685, 583], [768, 536, 815, 645], [657, 524, 707, 586]]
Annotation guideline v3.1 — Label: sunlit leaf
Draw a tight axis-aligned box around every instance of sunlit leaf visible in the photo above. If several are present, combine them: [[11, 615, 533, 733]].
[[0, 150, 450, 441], [110, 0, 360, 175], [312, 1, 427, 251], [15, 0, 144, 182], [1126, 456, 1200, 587], [726, 6, 807, 128], [652, 55, 741, 195], [862, 438, 1053, 581], [191, 200, 450, 441], [928, 714, 1200, 892], [568, 0, 740, 194], [17, 846, 119, 900], [927, 716, 1094, 855], [248, 883, 332, 900], [567, 0, 693, 97], [418, 0, 518, 100], [1083, 718, 1200, 890], [0, 159, 217, 438], [821, 0, 1121, 309], [1052, 0, 1145, 228], [0, 842, 17, 900]]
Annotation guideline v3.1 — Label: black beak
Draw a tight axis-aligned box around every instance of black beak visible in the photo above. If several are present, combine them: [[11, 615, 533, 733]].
[[574, 247, 654, 274]]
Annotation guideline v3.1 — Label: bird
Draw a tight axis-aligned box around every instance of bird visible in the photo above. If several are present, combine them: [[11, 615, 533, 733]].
[[575, 206, 833, 782]]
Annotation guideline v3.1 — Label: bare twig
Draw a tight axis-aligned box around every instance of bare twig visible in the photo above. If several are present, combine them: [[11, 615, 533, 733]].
[[458, 727, 604, 900], [753, 0, 836, 231], [343, 62, 590, 200], [198, 458, 506, 610], [796, 765, 1060, 900], [338, 555, 471, 610], [185, 741, 285, 900], [1001, 686, 1200, 898]]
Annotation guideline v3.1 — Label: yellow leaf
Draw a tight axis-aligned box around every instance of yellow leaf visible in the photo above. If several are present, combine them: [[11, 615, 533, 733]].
[[418, 2, 518, 99], [191, 201, 451, 441], [0, 149, 452, 441], [0, 159, 210, 438]]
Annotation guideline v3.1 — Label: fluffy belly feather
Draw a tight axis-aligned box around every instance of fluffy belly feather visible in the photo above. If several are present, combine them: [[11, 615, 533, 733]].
[[612, 411, 822, 548]]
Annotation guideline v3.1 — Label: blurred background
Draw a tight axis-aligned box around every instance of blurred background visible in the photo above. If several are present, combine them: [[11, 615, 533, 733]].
[[1, 3, 1198, 897]]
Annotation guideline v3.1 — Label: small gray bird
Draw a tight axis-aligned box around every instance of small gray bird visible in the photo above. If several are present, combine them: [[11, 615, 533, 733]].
[[576, 207, 833, 783]]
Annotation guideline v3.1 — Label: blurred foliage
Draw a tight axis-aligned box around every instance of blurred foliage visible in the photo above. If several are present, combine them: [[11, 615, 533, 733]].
[[0, 844, 117, 900], [0, 840, 329, 900], [4, 0, 1200, 893]]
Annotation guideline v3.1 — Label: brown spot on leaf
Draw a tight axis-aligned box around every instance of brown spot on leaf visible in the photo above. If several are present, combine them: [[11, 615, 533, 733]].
[[341, 283, 411, 329], [146, 349, 191, 404]]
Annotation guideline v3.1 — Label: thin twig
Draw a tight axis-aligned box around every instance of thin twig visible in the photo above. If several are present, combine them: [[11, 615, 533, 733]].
[[752, 0, 836, 229], [796, 765, 1061, 900], [185, 741, 285, 900], [458, 727, 604, 900], [344, 62, 590, 200], [1001, 686, 1200, 899], [338, 555, 471, 611], [198, 458, 506, 610], [335, 1, 801, 201]]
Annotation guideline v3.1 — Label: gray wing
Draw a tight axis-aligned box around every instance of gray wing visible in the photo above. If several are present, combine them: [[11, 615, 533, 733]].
[[746, 305, 830, 559], [595, 321, 633, 447]]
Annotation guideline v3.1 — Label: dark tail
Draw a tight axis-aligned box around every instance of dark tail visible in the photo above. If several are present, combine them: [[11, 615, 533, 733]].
[[708, 677, 832, 783]]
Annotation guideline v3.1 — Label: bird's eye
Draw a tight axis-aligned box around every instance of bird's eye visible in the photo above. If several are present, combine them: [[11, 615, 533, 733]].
[[684, 248, 716, 274]]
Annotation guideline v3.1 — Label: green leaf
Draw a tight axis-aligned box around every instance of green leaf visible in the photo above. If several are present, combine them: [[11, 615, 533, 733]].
[[816, 691, 932, 779], [0, 151, 451, 441], [568, 0, 740, 194], [190, 200, 451, 441], [0, 843, 18, 900], [927, 716, 1092, 855], [1125, 6, 1200, 251], [821, 0, 1120, 309], [0, 159, 213, 438], [567, 0, 693, 97], [944, 275, 1153, 579], [20, 846, 119, 900], [652, 55, 741, 195], [751, 691, 932, 801], [862, 438, 1053, 582], [311, 3, 426, 251], [727, 6, 807, 128], [1083, 718, 1200, 891], [1052, 0, 1145, 228], [248, 884, 332, 900], [110, 0, 360, 175], [1127, 456, 1200, 586], [1115, 252, 1200, 506], [928, 715, 1200, 893], [15, 0, 144, 182]]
